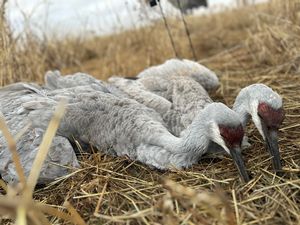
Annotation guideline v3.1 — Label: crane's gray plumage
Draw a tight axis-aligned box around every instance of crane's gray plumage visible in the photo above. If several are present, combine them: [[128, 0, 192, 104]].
[[107, 76, 172, 115], [108, 59, 219, 135], [45, 70, 133, 99], [46, 70, 173, 115], [45, 70, 109, 92], [44, 63, 218, 139], [137, 58, 219, 92], [0, 83, 79, 184], [109, 75, 213, 136], [25, 86, 249, 181], [45, 70, 213, 137]]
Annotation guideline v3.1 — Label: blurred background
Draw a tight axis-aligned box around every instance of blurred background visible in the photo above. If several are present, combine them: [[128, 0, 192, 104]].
[[6, 0, 267, 37]]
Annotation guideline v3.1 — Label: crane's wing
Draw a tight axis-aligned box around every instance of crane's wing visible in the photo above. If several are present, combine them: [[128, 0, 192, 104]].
[[109, 75, 213, 135], [170, 77, 213, 127], [108, 76, 172, 114], [0, 83, 79, 184]]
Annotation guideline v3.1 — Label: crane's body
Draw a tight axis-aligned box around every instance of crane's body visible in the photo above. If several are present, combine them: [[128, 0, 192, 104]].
[[9, 76, 249, 181], [0, 83, 79, 184], [27, 88, 245, 173], [107, 59, 219, 135], [109, 75, 212, 136]]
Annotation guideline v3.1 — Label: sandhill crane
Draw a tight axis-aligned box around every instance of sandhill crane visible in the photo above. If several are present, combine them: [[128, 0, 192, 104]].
[[23, 85, 250, 182], [0, 83, 79, 184], [109, 61, 284, 172], [233, 84, 284, 172]]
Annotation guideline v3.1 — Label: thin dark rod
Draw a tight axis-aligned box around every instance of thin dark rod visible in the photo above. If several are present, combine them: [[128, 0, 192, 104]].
[[176, 0, 197, 60], [158, 0, 179, 58]]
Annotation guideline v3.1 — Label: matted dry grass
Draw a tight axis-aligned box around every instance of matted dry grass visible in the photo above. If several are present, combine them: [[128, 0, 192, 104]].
[[0, 0, 300, 224]]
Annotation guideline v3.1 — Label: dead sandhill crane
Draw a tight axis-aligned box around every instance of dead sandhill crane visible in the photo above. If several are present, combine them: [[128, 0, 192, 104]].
[[0, 83, 79, 184], [23, 85, 250, 182], [109, 61, 284, 172], [233, 84, 284, 172]]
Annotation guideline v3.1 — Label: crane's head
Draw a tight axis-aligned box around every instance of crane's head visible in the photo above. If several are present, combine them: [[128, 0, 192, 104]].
[[234, 84, 285, 172], [203, 103, 250, 182]]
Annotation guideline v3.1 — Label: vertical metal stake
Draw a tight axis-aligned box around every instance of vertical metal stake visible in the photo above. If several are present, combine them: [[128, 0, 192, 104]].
[[176, 0, 197, 61]]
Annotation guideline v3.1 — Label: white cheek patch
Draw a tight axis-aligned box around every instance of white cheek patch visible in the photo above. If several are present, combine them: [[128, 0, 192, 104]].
[[210, 122, 230, 154], [250, 101, 265, 140]]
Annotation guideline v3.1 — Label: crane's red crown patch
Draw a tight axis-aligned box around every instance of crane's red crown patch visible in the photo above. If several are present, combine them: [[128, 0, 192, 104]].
[[258, 102, 285, 129], [219, 125, 244, 148]]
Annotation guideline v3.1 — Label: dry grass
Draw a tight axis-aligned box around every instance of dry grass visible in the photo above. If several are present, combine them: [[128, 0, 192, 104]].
[[0, 101, 86, 225], [0, 0, 300, 224]]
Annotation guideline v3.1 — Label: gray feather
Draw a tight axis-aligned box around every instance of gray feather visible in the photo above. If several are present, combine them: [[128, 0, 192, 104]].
[[0, 83, 79, 184], [137, 58, 219, 92], [109, 74, 213, 136], [44, 70, 110, 93], [27, 85, 243, 170]]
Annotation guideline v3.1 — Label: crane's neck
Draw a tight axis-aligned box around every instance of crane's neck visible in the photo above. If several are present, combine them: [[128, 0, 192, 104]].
[[233, 89, 265, 139], [165, 112, 210, 167], [232, 90, 253, 128], [147, 114, 210, 169]]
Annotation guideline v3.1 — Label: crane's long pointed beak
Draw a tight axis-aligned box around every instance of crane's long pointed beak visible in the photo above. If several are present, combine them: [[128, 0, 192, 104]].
[[229, 147, 250, 183], [264, 128, 282, 172]]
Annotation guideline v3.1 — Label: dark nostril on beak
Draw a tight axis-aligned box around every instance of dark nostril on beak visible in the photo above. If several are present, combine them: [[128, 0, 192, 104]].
[[248, 172, 254, 180], [275, 169, 285, 177], [280, 159, 285, 167]]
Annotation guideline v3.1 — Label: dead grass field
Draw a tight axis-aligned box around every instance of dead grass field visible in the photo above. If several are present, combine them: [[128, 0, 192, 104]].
[[0, 1, 300, 224]]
